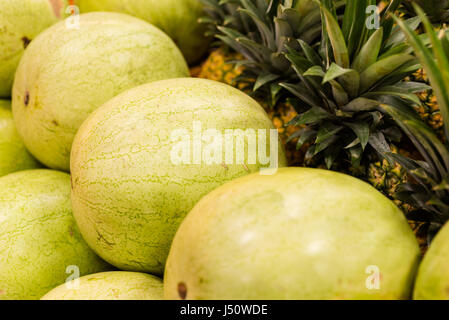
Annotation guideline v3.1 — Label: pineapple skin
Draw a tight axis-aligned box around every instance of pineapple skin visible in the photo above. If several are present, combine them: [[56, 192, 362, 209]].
[[380, 1, 445, 142], [367, 145, 429, 254], [197, 47, 245, 90], [409, 69, 445, 141]]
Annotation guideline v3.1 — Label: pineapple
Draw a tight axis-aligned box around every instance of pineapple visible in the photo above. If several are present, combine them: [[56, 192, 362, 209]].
[[199, 0, 438, 248], [194, 47, 305, 165], [377, 2, 445, 144], [279, 1, 421, 171], [409, 69, 445, 141], [367, 146, 430, 252], [388, 6, 449, 248], [199, 1, 420, 182], [368, 145, 410, 211], [197, 0, 323, 165], [196, 47, 247, 90], [262, 99, 305, 166], [398, 1, 447, 142], [279, 0, 433, 248], [199, 0, 322, 102]]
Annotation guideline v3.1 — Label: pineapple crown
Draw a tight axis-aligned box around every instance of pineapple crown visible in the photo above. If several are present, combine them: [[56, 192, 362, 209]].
[[279, 0, 426, 170], [199, 0, 322, 105], [387, 5, 449, 229]]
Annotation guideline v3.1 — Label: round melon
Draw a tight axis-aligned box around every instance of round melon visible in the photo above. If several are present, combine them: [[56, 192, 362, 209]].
[[0, 100, 40, 177], [0, 170, 111, 300], [75, 0, 209, 64], [0, 0, 68, 98], [164, 167, 421, 300], [41, 271, 163, 300], [12, 12, 189, 172], [413, 222, 449, 299], [71, 78, 287, 275]]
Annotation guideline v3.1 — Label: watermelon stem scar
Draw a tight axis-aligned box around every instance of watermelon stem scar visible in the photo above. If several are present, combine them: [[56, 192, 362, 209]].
[[21, 37, 31, 49], [24, 91, 30, 106], [178, 282, 187, 300]]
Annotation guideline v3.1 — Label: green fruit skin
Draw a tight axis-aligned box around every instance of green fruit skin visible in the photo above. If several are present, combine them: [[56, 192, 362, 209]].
[[75, 0, 210, 64], [0, 100, 40, 177], [0, 170, 111, 300], [71, 78, 287, 276], [164, 167, 421, 300], [413, 222, 449, 300], [41, 271, 163, 300], [0, 0, 67, 98], [12, 12, 189, 172]]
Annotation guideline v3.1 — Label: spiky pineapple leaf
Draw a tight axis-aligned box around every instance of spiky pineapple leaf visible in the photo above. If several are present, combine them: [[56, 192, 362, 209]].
[[394, 7, 449, 142], [254, 73, 280, 91], [315, 123, 343, 144], [359, 54, 415, 93], [434, 178, 449, 191], [291, 106, 332, 126], [320, 4, 350, 68], [280, 82, 321, 108], [303, 66, 325, 77], [366, 85, 422, 105], [341, 97, 380, 112], [295, 128, 317, 150], [297, 39, 321, 65], [352, 28, 384, 73], [323, 63, 360, 98], [346, 122, 370, 150]]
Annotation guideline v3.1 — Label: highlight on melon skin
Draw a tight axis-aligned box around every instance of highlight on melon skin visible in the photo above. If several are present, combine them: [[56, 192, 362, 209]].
[[0, 169, 111, 300], [164, 167, 421, 300], [12, 12, 189, 172], [70, 77, 287, 276], [41, 272, 163, 300], [0, 0, 69, 98]]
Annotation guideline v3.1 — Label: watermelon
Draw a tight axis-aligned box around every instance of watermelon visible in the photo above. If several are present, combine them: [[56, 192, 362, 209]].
[[0, 170, 110, 300], [75, 0, 210, 63], [41, 271, 163, 300], [0, 0, 68, 98], [0, 100, 40, 177], [413, 222, 449, 300], [164, 167, 421, 300], [12, 12, 189, 171], [71, 78, 287, 276]]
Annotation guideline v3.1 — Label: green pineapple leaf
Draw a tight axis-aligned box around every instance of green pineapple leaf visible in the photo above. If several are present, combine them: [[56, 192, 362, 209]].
[[320, 4, 350, 68], [353, 27, 384, 73], [382, 3, 449, 225]]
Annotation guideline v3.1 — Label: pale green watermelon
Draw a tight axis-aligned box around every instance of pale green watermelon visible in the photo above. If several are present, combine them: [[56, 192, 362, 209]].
[[0, 100, 40, 177], [12, 12, 189, 172], [41, 271, 163, 300], [413, 222, 449, 300], [75, 0, 209, 63], [71, 78, 287, 276], [0, 170, 111, 300], [0, 0, 68, 98], [164, 167, 421, 300]]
